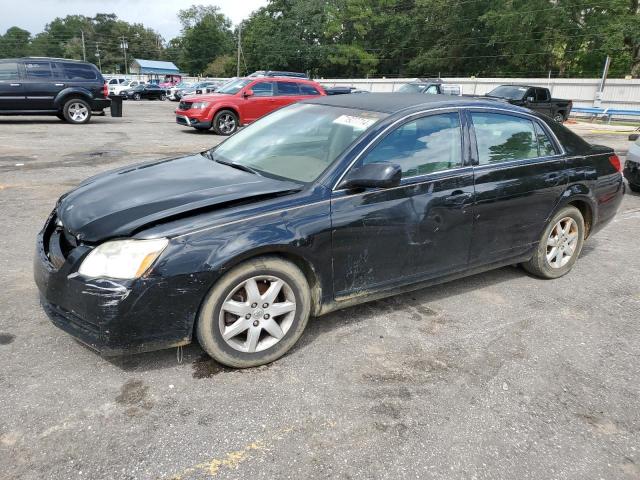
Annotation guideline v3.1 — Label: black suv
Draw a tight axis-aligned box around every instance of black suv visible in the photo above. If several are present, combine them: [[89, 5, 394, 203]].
[[0, 57, 110, 124]]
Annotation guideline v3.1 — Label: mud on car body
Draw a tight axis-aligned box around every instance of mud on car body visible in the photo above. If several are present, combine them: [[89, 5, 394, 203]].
[[35, 94, 624, 368]]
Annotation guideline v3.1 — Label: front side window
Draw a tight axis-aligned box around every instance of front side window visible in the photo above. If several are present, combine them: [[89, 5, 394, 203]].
[[276, 81, 300, 96], [212, 103, 387, 183], [362, 112, 462, 177], [25, 61, 52, 79], [471, 112, 539, 164], [424, 85, 439, 94], [251, 81, 274, 96], [0, 62, 19, 80]]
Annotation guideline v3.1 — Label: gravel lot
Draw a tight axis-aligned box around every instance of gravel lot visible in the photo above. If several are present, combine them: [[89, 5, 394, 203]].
[[1, 101, 639, 480]]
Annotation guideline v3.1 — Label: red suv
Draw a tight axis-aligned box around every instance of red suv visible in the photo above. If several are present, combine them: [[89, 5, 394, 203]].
[[175, 77, 326, 135]]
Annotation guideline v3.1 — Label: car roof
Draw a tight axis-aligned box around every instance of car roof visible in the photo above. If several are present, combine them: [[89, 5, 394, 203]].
[[8, 57, 94, 64], [247, 76, 317, 83], [302, 92, 529, 115]]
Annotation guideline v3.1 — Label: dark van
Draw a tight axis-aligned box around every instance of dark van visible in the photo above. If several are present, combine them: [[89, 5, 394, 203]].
[[0, 57, 110, 124]]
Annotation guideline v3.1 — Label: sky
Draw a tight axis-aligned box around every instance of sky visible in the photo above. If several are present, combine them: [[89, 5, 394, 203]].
[[0, 0, 269, 40]]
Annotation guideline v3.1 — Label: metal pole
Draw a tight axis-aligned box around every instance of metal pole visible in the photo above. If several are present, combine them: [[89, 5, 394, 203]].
[[598, 55, 611, 93], [81, 30, 86, 61], [237, 24, 242, 77], [121, 37, 128, 75], [95, 44, 101, 72]]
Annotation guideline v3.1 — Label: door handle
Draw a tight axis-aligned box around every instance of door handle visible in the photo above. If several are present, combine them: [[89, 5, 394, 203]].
[[55, 83, 65, 87], [444, 190, 473, 207], [9, 83, 21, 87]]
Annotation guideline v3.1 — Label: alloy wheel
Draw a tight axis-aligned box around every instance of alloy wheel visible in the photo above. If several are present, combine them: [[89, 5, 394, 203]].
[[218, 113, 237, 134], [68, 102, 89, 122], [218, 276, 296, 353], [546, 216, 579, 268]]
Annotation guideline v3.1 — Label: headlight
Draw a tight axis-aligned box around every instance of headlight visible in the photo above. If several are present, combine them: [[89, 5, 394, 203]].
[[78, 238, 168, 279], [191, 101, 210, 109]]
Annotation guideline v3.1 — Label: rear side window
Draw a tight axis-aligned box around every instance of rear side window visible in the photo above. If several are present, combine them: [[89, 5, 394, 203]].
[[252, 81, 274, 96], [363, 112, 463, 177], [471, 112, 539, 164], [534, 122, 558, 156], [276, 81, 300, 96], [24, 61, 52, 79], [299, 84, 320, 95], [0, 62, 19, 80], [62, 63, 98, 80]]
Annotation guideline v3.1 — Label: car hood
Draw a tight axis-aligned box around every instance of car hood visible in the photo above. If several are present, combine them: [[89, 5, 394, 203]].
[[57, 153, 302, 243]]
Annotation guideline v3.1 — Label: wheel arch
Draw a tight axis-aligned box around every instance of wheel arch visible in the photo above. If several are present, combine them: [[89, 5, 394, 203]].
[[53, 88, 94, 110], [211, 105, 241, 124], [552, 185, 596, 238]]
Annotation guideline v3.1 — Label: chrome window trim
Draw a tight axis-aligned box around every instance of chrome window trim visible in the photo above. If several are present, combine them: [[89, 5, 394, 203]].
[[332, 104, 567, 191]]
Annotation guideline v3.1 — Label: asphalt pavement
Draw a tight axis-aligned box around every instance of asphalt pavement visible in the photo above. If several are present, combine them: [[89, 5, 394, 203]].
[[0, 102, 639, 480]]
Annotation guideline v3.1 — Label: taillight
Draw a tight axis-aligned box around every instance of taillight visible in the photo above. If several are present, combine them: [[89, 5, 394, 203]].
[[103, 82, 109, 98], [609, 154, 622, 172]]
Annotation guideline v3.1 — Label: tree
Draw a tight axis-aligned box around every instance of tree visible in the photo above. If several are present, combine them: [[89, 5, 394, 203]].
[[177, 5, 234, 74], [0, 27, 32, 57]]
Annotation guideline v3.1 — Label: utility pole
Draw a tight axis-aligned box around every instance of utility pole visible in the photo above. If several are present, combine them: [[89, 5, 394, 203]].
[[121, 37, 129, 75], [81, 30, 86, 61], [594, 55, 610, 107], [237, 24, 242, 77], [95, 44, 102, 72]]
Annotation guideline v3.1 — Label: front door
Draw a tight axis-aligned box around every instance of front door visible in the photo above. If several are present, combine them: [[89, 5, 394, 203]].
[[331, 110, 475, 297], [242, 81, 276, 123], [467, 109, 567, 266], [0, 61, 25, 111]]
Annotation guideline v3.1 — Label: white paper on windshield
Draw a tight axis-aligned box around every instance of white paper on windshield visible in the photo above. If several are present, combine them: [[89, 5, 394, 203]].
[[333, 115, 377, 130]]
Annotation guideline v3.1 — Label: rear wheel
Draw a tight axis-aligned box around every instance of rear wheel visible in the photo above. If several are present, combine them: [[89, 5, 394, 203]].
[[212, 109, 239, 135], [133, 93, 141, 101], [523, 206, 585, 279], [56, 112, 66, 121], [196, 257, 311, 368], [629, 183, 640, 193], [62, 98, 91, 124], [553, 112, 565, 123], [160, 93, 167, 101]]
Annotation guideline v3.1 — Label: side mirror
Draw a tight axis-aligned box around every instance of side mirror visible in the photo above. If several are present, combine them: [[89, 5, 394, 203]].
[[629, 133, 639, 142], [243, 89, 254, 98], [341, 163, 402, 190], [526, 96, 535, 103]]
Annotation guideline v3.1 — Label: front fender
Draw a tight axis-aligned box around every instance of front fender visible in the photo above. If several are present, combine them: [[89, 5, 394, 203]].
[[53, 87, 95, 108]]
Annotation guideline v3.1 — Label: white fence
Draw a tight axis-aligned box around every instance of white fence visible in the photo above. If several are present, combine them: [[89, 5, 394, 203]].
[[318, 77, 640, 113]]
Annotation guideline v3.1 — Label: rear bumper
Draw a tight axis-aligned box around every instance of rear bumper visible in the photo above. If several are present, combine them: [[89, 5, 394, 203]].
[[90, 98, 111, 111]]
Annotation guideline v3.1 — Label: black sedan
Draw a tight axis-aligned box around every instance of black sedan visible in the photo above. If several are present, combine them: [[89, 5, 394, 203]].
[[34, 94, 624, 368], [121, 84, 167, 101]]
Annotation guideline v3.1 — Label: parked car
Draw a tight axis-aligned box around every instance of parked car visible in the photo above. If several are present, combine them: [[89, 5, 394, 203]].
[[35, 94, 624, 368], [180, 81, 220, 97], [623, 132, 640, 192], [109, 80, 144, 96], [0, 57, 110, 124], [105, 77, 126, 87], [323, 85, 369, 95], [175, 76, 326, 135], [166, 81, 193, 101], [158, 74, 183, 88], [486, 85, 573, 123], [121, 84, 167, 100], [397, 78, 462, 95], [248, 70, 308, 79]]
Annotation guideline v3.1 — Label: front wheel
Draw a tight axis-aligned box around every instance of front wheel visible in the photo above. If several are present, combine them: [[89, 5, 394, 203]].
[[523, 206, 585, 279], [196, 257, 311, 368], [212, 109, 239, 135], [133, 93, 141, 101], [160, 94, 167, 101]]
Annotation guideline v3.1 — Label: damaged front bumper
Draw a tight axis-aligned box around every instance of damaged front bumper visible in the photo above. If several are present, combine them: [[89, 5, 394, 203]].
[[33, 213, 200, 356]]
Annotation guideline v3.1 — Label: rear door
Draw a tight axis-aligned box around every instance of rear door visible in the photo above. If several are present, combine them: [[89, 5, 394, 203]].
[[274, 81, 304, 109], [0, 61, 25, 111], [467, 109, 566, 266], [22, 60, 61, 110]]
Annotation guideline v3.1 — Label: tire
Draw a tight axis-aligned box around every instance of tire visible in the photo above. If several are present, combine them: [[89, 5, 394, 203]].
[[629, 183, 640, 193], [160, 94, 167, 101], [523, 206, 585, 279], [212, 109, 239, 136], [56, 112, 66, 121], [553, 112, 565, 123], [133, 93, 141, 101], [196, 257, 311, 368], [62, 98, 92, 124]]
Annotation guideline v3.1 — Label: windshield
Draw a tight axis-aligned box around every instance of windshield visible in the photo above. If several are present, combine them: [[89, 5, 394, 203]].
[[487, 85, 528, 100], [398, 83, 426, 93], [216, 78, 252, 95], [211, 103, 388, 183]]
